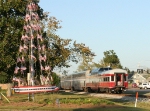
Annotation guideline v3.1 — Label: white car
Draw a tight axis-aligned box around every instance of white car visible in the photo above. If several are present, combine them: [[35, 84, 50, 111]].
[[138, 83, 150, 89]]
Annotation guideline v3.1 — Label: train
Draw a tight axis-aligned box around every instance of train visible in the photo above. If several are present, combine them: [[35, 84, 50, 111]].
[[60, 67, 128, 94]]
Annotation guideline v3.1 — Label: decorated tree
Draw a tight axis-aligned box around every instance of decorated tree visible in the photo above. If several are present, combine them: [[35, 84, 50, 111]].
[[0, 0, 45, 83], [14, 0, 51, 86]]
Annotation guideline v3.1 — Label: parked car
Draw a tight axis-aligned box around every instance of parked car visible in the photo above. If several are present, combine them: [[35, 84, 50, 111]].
[[138, 83, 150, 89], [132, 83, 137, 88]]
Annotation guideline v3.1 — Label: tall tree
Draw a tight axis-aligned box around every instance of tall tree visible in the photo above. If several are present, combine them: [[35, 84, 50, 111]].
[[0, 0, 45, 83], [102, 50, 122, 68], [44, 16, 72, 71], [45, 16, 95, 73], [92, 50, 122, 69]]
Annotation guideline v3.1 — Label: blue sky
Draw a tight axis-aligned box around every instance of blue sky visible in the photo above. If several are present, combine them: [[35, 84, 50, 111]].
[[39, 0, 150, 73]]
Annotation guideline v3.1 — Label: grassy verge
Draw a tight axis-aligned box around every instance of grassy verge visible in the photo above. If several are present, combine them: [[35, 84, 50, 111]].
[[0, 90, 150, 111]]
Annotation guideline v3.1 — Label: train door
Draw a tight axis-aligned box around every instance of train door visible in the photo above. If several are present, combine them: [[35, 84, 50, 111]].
[[115, 73, 124, 86]]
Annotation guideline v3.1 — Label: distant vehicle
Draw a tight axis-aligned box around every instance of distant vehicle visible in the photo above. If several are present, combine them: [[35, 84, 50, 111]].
[[132, 83, 137, 88], [138, 83, 150, 89]]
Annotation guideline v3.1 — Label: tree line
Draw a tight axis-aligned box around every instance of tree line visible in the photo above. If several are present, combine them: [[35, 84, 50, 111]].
[[0, 0, 124, 84]]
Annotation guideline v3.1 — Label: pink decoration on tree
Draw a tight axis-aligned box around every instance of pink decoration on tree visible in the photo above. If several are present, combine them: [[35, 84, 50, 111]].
[[20, 66, 27, 71], [14, 66, 20, 74], [17, 57, 21, 63], [21, 56, 25, 63], [31, 55, 36, 60], [25, 14, 31, 22], [40, 65, 45, 70], [31, 44, 36, 49], [38, 45, 41, 51], [45, 66, 50, 71], [31, 66, 35, 72], [19, 45, 24, 52], [42, 45, 45, 51], [37, 34, 43, 41], [23, 44, 28, 49]]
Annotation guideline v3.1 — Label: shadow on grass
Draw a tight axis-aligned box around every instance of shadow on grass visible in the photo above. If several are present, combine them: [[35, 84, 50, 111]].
[[124, 88, 150, 98], [17, 105, 150, 111], [73, 106, 148, 111]]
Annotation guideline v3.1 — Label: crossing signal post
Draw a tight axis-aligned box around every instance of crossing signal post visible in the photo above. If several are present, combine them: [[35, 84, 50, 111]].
[[135, 92, 138, 107]]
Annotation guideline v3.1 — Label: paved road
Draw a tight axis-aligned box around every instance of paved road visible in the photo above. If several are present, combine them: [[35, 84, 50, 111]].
[[127, 88, 150, 92]]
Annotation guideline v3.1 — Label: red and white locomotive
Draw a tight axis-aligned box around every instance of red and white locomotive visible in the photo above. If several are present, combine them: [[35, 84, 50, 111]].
[[60, 67, 128, 94]]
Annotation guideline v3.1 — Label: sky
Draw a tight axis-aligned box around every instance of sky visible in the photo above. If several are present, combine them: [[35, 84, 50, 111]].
[[39, 0, 150, 73]]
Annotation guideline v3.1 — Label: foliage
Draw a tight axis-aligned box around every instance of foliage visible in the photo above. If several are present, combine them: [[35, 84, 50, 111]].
[[51, 72, 60, 86], [91, 60, 104, 69], [74, 43, 95, 71], [124, 67, 130, 73], [42, 16, 71, 71], [92, 50, 122, 69], [103, 50, 122, 68], [46, 34, 72, 71], [0, 71, 8, 83], [59, 97, 114, 105], [0, 0, 28, 82]]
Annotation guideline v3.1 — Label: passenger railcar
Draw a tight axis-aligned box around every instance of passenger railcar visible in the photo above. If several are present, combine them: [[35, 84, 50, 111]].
[[60, 70, 90, 91], [60, 68, 128, 94]]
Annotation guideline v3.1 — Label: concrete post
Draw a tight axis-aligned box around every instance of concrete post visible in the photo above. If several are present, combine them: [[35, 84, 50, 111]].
[[7, 84, 12, 97]]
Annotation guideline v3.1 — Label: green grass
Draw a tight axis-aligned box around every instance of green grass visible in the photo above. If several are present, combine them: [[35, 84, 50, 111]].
[[0, 90, 150, 111]]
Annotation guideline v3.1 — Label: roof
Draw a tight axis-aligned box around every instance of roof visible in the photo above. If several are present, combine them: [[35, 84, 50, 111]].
[[103, 69, 127, 74], [128, 73, 147, 81], [128, 73, 134, 79]]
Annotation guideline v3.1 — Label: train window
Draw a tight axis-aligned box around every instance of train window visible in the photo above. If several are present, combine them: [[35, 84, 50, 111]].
[[108, 67, 112, 70], [99, 68, 104, 71], [91, 69, 99, 74], [103, 77, 109, 81], [137, 69, 143, 74], [111, 76, 114, 81], [104, 78, 106, 81], [108, 77, 110, 81], [104, 68, 108, 71]]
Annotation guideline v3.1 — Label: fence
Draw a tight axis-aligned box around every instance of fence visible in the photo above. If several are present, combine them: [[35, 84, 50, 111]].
[[0, 84, 13, 90]]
